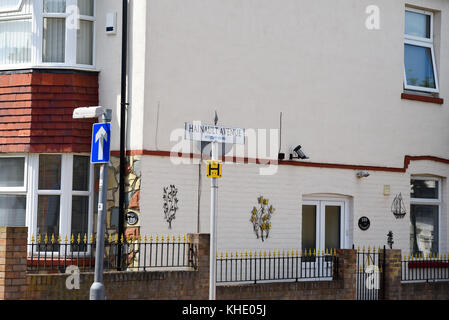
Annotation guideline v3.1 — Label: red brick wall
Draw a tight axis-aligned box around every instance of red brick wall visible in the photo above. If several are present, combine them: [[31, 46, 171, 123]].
[[0, 227, 28, 300], [383, 250, 449, 300], [0, 70, 98, 153]]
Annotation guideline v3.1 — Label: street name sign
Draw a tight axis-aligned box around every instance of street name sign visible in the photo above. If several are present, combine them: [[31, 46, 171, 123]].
[[185, 122, 245, 145]]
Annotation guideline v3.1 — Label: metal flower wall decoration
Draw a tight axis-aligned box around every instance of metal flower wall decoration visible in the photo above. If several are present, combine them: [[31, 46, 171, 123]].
[[250, 196, 275, 242], [163, 185, 179, 229]]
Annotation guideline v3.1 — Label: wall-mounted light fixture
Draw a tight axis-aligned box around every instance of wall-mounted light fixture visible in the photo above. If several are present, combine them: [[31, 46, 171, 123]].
[[356, 171, 370, 178]]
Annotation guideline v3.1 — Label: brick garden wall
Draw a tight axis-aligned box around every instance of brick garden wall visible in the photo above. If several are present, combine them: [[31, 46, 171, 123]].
[[217, 249, 357, 300], [1, 227, 448, 300], [382, 250, 449, 300], [24, 233, 210, 300], [0, 227, 27, 300]]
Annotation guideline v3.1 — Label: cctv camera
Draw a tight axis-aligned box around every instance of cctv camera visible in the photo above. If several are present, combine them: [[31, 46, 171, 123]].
[[290, 145, 309, 160]]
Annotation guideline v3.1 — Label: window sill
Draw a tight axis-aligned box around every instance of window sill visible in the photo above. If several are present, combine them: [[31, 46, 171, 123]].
[[402, 93, 444, 105]]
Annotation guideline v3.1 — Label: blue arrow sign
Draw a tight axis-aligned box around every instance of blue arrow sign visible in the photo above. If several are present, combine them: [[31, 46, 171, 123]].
[[91, 123, 111, 164]]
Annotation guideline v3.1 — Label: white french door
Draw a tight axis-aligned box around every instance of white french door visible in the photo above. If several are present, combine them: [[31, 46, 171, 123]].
[[301, 198, 348, 278]]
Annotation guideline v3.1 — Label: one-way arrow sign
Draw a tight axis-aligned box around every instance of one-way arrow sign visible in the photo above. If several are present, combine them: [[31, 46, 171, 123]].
[[91, 123, 111, 164]]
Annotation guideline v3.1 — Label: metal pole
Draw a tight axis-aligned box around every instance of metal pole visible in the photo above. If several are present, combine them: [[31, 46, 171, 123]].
[[90, 110, 111, 300], [209, 141, 218, 300], [118, 0, 129, 271]]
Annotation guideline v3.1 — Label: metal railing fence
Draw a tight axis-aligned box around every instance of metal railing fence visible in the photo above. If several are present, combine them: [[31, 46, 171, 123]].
[[401, 253, 449, 282], [27, 234, 198, 273], [216, 248, 338, 284]]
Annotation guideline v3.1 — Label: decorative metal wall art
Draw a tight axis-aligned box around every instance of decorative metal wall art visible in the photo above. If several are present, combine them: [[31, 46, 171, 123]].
[[387, 231, 394, 249], [163, 185, 179, 229], [250, 196, 275, 242], [391, 193, 406, 219]]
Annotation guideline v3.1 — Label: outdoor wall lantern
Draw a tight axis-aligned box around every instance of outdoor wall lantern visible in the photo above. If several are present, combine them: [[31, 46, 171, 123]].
[[356, 171, 370, 178]]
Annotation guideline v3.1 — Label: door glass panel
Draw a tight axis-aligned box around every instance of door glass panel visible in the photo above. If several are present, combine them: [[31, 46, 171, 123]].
[[410, 204, 439, 255], [302, 205, 316, 250], [325, 205, 341, 250]]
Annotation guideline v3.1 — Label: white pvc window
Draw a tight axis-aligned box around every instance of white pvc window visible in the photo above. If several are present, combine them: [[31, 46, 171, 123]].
[[0, 156, 27, 227], [0, 0, 24, 13], [404, 8, 439, 93], [76, 0, 94, 65], [0, 0, 32, 66], [410, 177, 441, 256], [28, 154, 94, 252], [0, 0, 96, 69], [39, 0, 96, 67]]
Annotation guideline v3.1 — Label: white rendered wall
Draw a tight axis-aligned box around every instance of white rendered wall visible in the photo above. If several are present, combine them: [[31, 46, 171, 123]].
[[140, 155, 448, 255]]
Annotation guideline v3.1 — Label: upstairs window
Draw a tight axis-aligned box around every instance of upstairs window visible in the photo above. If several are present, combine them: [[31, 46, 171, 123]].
[[0, 0, 96, 69], [41, 0, 96, 66], [0, 0, 25, 13], [404, 8, 439, 93], [0, 0, 32, 66]]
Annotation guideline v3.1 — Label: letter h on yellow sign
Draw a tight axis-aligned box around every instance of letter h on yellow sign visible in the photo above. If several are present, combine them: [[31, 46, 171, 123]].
[[207, 160, 223, 178]]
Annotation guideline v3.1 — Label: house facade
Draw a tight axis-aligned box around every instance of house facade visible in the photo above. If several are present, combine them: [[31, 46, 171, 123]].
[[0, 0, 448, 258]]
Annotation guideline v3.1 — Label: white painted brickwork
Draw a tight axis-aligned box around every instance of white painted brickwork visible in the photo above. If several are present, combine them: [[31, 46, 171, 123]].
[[140, 156, 448, 256]]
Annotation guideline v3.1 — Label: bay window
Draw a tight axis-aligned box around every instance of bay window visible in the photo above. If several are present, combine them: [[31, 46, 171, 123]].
[[0, 0, 96, 69], [0, 154, 95, 252], [404, 8, 439, 93]]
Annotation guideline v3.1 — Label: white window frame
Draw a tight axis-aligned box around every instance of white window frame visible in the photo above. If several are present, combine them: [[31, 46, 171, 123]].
[[0, 0, 96, 70], [27, 153, 94, 253], [403, 7, 439, 93], [410, 176, 441, 254], [36, 0, 96, 69], [0, 0, 33, 69], [0, 154, 28, 193], [0, 0, 25, 13], [302, 197, 350, 251], [0, 154, 28, 227]]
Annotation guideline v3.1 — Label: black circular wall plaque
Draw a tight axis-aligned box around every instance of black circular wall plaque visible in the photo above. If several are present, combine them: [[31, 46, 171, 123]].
[[358, 217, 370, 231], [126, 211, 139, 226]]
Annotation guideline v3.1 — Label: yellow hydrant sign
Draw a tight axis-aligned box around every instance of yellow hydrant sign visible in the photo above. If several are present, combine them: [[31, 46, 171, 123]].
[[207, 160, 223, 178]]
